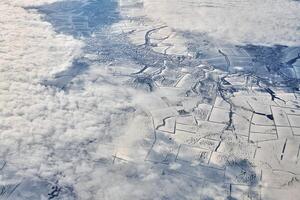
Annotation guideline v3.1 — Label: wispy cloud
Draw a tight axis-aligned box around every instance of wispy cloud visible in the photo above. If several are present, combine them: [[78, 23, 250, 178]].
[[142, 0, 300, 46], [1, 0, 296, 199]]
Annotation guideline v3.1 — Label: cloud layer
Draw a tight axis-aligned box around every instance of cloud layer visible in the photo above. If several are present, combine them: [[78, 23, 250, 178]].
[[142, 0, 300, 46], [1, 1, 213, 199], [1, 0, 299, 199]]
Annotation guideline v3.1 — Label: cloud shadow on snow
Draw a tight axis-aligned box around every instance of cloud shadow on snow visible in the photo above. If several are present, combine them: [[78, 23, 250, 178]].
[[31, 0, 120, 37], [26, 0, 121, 90]]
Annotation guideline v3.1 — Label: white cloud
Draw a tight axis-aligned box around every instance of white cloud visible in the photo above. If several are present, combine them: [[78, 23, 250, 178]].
[[2, 0, 296, 199], [1, 1, 207, 199], [142, 0, 300, 46]]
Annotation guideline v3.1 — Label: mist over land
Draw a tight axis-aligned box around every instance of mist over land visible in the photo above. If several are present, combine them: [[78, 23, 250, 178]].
[[1, 0, 300, 199]]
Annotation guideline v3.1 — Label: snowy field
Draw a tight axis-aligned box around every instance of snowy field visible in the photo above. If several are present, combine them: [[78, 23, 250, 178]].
[[0, 0, 300, 199]]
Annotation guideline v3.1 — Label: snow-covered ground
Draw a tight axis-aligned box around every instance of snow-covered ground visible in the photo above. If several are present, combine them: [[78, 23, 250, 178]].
[[0, 0, 300, 199]]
